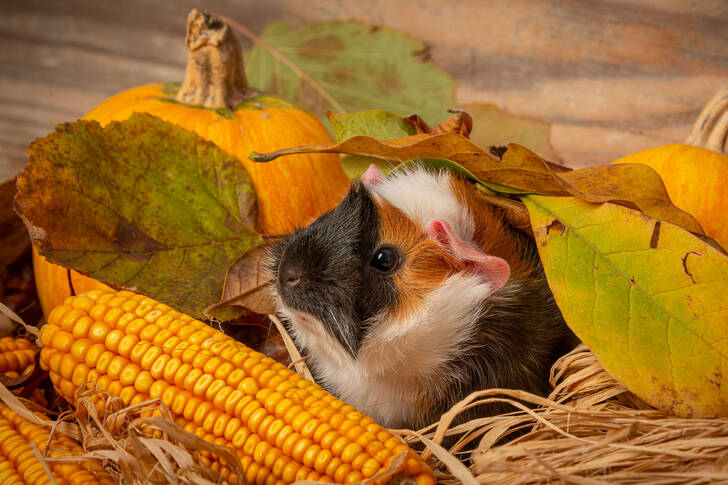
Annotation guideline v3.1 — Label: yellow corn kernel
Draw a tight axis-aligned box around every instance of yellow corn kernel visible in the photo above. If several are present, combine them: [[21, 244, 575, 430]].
[[40, 291, 434, 484]]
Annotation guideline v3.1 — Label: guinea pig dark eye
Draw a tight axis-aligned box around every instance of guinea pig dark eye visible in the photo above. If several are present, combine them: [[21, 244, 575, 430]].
[[370, 246, 400, 273]]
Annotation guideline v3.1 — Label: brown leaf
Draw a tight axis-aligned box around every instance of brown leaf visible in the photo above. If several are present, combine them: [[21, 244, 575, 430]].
[[251, 136, 703, 235], [558, 163, 704, 235], [251, 136, 567, 196], [433, 110, 473, 137], [204, 245, 276, 320], [481, 147, 704, 234], [251, 133, 500, 164], [406, 110, 473, 137], [222, 319, 290, 365], [404, 114, 433, 134]]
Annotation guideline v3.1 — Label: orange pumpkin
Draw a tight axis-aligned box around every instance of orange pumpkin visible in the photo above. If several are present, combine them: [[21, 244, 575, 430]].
[[33, 10, 349, 317], [613, 84, 728, 250]]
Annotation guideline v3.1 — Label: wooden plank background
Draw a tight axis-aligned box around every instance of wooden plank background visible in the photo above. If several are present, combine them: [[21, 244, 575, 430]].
[[2, 0, 727, 181]]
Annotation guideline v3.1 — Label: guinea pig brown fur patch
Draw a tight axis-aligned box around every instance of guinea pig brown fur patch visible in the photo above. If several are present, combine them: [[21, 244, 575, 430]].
[[375, 197, 465, 322]]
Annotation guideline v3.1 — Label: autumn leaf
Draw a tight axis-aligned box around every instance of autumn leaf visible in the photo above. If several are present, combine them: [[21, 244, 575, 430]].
[[242, 21, 456, 125], [205, 245, 275, 321], [251, 133, 499, 167], [251, 135, 703, 234], [525, 195, 728, 417], [15, 113, 262, 319]]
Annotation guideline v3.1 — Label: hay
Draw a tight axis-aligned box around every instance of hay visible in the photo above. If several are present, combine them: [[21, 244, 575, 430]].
[[69, 386, 244, 485], [395, 345, 728, 484]]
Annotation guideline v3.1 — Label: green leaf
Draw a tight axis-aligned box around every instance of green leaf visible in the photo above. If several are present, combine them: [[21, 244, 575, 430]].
[[524, 195, 728, 417], [245, 21, 456, 125], [327, 110, 415, 178], [16, 113, 262, 319], [328, 110, 415, 142]]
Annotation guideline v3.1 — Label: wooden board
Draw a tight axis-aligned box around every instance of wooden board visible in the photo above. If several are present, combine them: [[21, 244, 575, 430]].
[[2, 0, 727, 180]]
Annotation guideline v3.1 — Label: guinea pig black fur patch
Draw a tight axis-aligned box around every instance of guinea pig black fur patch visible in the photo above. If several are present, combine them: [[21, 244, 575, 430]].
[[270, 181, 399, 357]]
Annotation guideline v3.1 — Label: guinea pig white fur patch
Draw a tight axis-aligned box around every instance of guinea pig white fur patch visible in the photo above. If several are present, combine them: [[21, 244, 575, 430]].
[[366, 167, 475, 244]]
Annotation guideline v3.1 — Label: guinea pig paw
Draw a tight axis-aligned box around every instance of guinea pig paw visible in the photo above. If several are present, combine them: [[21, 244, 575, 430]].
[[426, 219, 511, 292]]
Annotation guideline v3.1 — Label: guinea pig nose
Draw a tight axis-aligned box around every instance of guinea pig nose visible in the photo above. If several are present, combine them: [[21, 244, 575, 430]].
[[284, 270, 301, 287], [279, 264, 303, 288]]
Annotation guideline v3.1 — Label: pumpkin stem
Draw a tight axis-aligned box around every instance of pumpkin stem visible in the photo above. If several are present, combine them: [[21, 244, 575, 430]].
[[685, 84, 728, 154], [175, 9, 251, 109]]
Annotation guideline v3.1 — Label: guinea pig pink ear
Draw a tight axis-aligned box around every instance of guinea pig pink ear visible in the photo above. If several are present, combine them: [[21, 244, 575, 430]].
[[362, 164, 385, 184], [427, 219, 511, 292]]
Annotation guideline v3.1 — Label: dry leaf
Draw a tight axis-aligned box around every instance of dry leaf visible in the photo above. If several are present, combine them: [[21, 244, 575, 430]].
[[433, 110, 473, 137], [204, 245, 275, 321], [404, 114, 433, 134], [251, 132, 499, 165], [251, 136, 703, 235], [405, 110, 473, 137]]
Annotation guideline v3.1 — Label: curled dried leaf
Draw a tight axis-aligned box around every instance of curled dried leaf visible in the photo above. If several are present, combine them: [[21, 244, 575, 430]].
[[434, 110, 473, 137], [252, 136, 703, 235], [406, 110, 473, 137], [204, 245, 275, 321], [404, 114, 433, 134]]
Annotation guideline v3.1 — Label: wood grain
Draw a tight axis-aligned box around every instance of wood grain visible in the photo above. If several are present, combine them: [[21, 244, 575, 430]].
[[2, 0, 727, 180]]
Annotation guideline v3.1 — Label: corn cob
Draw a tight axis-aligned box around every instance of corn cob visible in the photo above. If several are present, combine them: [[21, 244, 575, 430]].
[[0, 401, 113, 485], [0, 337, 36, 375], [39, 290, 435, 485]]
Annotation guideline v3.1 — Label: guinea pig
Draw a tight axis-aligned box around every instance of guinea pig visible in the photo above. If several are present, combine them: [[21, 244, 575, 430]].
[[268, 164, 578, 430]]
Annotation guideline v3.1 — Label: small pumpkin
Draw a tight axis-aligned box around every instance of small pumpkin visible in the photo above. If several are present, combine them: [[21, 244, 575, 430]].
[[33, 9, 350, 316], [613, 84, 728, 249]]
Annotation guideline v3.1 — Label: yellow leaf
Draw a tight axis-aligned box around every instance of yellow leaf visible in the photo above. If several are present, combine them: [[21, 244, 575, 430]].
[[525, 195, 728, 417]]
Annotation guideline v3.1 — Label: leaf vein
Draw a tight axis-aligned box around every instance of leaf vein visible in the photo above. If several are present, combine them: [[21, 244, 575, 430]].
[[121, 253, 153, 287]]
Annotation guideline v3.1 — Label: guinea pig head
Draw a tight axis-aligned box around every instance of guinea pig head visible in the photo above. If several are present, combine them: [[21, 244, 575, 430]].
[[270, 165, 515, 362], [271, 165, 572, 428]]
